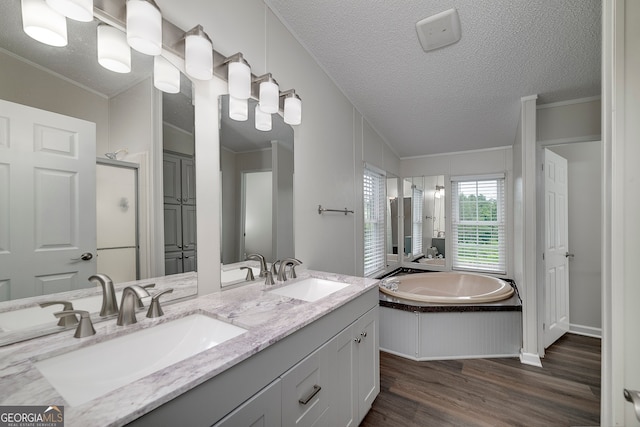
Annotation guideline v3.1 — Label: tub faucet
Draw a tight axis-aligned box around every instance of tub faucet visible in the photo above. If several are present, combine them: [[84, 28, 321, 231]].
[[117, 285, 151, 326], [277, 258, 302, 281], [89, 274, 118, 316], [246, 253, 268, 277]]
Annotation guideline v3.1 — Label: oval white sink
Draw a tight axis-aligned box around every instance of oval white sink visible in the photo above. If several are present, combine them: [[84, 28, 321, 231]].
[[35, 314, 246, 406], [269, 278, 350, 302]]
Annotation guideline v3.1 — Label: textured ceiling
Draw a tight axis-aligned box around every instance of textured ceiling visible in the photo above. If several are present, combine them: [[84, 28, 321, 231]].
[[265, 0, 601, 157]]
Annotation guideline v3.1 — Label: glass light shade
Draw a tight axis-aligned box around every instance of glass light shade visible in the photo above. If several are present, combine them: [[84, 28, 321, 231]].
[[46, 0, 93, 22], [97, 25, 131, 74], [228, 61, 251, 100], [229, 96, 248, 121], [255, 104, 272, 132], [284, 96, 302, 125], [185, 34, 213, 80], [126, 0, 162, 56], [21, 0, 68, 47], [259, 80, 279, 114], [153, 56, 180, 93]]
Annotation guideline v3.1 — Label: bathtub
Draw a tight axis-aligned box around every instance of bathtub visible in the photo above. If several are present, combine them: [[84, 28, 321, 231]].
[[379, 271, 514, 304]]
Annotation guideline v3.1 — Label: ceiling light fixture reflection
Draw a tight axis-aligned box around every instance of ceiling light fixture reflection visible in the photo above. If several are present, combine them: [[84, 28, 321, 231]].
[[97, 24, 131, 74], [254, 104, 272, 131], [281, 90, 302, 125], [184, 25, 213, 80], [225, 53, 251, 100], [46, 0, 93, 22], [126, 0, 162, 56], [153, 56, 180, 93], [21, 0, 68, 47], [229, 96, 248, 122]]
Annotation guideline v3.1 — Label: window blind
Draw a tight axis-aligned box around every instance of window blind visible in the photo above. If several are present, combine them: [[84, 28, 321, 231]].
[[411, 186, 423, 256], [363, 167, 386, 276], [451, 176, 506, 273]]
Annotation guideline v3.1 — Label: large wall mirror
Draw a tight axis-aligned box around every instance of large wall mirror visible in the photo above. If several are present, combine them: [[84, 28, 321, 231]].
[[403, 175, 446, 268], [219, 95, 294, 287], [0, 0, 196, 342]]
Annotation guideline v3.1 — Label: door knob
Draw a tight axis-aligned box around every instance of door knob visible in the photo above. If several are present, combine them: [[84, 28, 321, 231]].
[[624, 389, 640, 422], [565, 252, 575, 258], [71, 252, 93, 261]]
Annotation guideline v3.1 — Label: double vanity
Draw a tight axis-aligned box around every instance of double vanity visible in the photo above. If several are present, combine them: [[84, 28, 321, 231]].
[[0, 270, 379, 426]]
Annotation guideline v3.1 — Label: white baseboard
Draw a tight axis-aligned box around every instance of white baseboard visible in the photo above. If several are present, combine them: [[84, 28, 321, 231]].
[[519, 350, 543, 367], [569, 324, 602, 339]]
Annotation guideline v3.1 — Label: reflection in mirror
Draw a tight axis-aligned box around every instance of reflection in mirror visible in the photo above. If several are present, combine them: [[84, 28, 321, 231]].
[[408, 175, 446, 268], [219, 95, 294, 287], [385, 175, 399, 266], [0, 0, 196, 343]]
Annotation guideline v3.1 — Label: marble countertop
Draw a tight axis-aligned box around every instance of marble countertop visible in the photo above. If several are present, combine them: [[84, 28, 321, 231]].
[[0, 270, 378, 427]]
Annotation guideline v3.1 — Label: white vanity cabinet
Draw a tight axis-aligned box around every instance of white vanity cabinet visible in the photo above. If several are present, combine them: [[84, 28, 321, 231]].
[[331, 306, 379, 426], [128, 287, 379, 427], [214, 306, 377, 427]]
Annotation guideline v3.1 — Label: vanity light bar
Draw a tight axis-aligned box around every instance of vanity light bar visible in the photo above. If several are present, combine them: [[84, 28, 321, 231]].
[[91, 1, 302, 122]]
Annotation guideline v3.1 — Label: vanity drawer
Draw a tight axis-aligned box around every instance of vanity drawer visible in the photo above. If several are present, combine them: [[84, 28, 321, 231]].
[[281, 341, 330, 427]]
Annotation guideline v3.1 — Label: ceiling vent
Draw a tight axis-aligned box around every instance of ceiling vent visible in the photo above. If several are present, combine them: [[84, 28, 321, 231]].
[[416, 8, 461, 52]]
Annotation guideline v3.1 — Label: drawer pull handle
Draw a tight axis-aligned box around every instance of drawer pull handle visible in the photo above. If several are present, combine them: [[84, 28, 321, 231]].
[[298, 385, 321, 405]]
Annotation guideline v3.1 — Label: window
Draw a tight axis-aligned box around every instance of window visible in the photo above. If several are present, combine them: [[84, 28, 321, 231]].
[[411, 186, 423, 256], [364, 166, 386, 276], [451, 174, 506, 273]]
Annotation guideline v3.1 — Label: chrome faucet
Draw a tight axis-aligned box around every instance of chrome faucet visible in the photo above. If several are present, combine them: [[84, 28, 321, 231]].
[[277, 258, 302, 281], [246, 253, 268, 278], [89, 274, 118, 316], [117, 285, 151, 326]]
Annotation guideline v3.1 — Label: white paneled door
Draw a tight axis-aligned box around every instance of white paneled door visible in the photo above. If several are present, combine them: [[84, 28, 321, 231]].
[[0, 100, 96, 300], [543, 148, 570, 348]]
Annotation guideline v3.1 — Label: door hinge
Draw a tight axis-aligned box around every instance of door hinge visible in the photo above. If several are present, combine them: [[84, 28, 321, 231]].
[[542, 252, 545, 261], [542, 163, 544, 171], [543, 323, 546, 330]]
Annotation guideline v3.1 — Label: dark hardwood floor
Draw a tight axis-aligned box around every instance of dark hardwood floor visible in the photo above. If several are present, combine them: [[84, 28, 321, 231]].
[[361, 334, 601, 427]]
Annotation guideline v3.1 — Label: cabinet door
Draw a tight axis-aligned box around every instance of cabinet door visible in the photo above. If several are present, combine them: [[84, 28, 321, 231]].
[[214, 379, 281, 427], [181, 157, 196, 205], [182, 250, 196, 273], [163, 153, 181, 205], [354, 307, 379, 423], [181, 205, 197, 251], [331, 326, 357, 427], [164, 252, 183, 275], [281, 342, 330, 427], [163, 204, 182, 252]]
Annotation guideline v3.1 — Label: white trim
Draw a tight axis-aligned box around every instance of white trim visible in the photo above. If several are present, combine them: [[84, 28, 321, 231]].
[[537, 135, 602, 146], [569, 325, 602, 339], [519, 351, 543, 367], [400, 144, 512, 161], [536, 95, 602, 110]]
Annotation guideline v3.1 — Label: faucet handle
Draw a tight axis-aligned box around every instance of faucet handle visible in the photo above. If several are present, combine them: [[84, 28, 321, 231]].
[[39, 301, 78, 327], [54, 310, 96, 338], [240, 266, 255, 281], [146, 288, 174, 318]]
